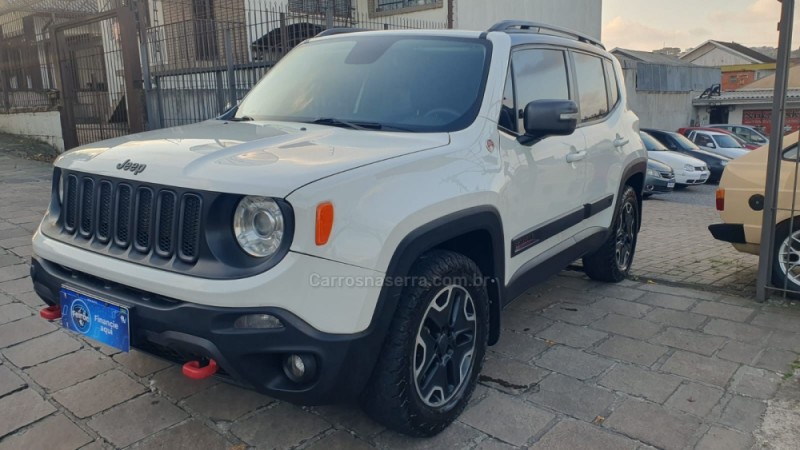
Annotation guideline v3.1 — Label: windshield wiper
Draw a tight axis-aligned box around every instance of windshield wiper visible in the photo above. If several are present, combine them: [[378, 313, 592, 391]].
[[228, 115, 255, 122], [311, 118, 382, 131]]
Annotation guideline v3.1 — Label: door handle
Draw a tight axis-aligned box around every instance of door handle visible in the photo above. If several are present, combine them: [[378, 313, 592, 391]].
[[613, 135, 630, 148], [566, 150, 587, 163]]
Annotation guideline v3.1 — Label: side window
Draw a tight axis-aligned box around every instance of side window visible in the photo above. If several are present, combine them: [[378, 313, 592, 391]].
[[783, 144, 799, 161], [511, 48, 570, 129], [694, 133, 712, 147], [573, 52, 609, 121], [603, 59, 620, 109], [498, 66, 517, 132]]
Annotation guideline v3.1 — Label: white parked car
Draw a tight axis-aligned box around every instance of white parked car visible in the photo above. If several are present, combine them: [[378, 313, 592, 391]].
[[31, 22, 646, 436], [687, 130, 749, 159], [708, 124, 768, 147], [641, 131, 709, 186]]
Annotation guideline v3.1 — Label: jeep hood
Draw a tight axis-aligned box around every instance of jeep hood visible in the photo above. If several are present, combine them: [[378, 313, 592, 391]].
[[55, 120, 450, 197]]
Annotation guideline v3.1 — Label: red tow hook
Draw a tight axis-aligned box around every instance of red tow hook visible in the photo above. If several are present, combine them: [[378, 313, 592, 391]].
[[40, 305, 62, 321], [182, 358, 218, 380]]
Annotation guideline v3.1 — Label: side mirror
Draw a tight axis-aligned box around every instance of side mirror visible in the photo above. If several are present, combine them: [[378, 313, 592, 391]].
[[519, 100, 578, 145], [707, 142, 716, 149]]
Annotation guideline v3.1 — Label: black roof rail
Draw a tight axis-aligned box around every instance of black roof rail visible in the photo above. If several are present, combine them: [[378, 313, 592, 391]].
[[488, 20, 605, 50], [316, 27, 367, 38]]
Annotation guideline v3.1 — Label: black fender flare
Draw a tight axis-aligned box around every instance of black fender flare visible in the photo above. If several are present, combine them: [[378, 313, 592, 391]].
[[620, 157, 647, 231], [363, 206, 506, 377]]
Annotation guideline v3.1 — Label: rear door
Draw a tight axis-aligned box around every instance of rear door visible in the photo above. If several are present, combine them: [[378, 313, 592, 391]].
[[574, 52, 626, 230]]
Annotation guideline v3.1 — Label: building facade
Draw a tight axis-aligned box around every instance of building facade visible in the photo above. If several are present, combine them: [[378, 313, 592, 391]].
[[612, 48, 720, 131], [681, 40, 776, 92], [693, 66, 800, 134]]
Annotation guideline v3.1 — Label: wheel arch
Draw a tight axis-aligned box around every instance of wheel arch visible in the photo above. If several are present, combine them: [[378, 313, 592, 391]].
[[622, 158, 647, 230], [372, 206, 505, 349]]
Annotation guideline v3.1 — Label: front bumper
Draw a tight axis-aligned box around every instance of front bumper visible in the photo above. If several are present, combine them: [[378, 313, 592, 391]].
[[644, 177, 675, 194], [30, 256, 383, 404], [708, 223, 747, 244], [675, 170, 711, 185]]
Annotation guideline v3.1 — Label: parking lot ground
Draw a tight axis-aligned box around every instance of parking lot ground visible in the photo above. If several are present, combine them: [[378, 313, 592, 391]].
[[634, 194, 759, 298], [1, 151, 799, 449]]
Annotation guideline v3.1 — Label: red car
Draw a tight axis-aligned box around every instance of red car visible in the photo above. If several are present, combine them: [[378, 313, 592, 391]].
[[677, 127, 758, 150]]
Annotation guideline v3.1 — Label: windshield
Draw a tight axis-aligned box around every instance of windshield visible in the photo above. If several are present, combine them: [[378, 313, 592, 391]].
[[234, 35, 491, 132], [712, 134, 743, 148], [671, 132, 701, 151], [640, 132, 667, 151]]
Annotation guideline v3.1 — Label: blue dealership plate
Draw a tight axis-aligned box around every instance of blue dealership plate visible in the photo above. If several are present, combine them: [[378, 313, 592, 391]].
[[60, 287, 130, 352]]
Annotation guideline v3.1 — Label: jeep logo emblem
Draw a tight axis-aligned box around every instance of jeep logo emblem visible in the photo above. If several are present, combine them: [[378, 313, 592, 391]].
[[116, 159, 147, 175]]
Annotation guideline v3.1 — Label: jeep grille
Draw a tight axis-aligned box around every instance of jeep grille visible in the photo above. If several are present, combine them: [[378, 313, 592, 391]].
[[60, 172, 202, 264]]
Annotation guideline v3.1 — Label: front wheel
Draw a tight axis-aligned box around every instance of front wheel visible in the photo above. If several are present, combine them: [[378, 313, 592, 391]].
[[583, 185, 640, 282], [360, 250, 489, 436]]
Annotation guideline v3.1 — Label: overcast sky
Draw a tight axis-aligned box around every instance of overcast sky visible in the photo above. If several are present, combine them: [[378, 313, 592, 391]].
[[602, 0, 800, 51]]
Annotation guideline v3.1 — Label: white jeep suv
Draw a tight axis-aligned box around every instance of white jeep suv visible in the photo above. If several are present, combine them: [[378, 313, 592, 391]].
[[31, 22, 645, 436]]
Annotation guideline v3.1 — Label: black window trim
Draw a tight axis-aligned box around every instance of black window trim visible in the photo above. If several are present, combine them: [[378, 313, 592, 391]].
[[498, 60, 518, 136], [604, 58, 621, 111], [503, 44, 574, 136]]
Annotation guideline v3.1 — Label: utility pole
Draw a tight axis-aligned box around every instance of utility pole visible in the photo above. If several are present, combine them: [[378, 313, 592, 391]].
[[756, 0, 795, 302]]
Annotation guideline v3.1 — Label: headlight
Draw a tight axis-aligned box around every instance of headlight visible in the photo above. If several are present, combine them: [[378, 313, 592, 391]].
[[647, 169, 656, 176], [233, 196, 284, 258], [684, 164, 695, 172], [701, 165, 708, 171]]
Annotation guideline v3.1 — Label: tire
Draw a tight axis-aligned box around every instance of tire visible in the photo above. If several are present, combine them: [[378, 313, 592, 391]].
[[583, 185, 639, 282], [360, 250, 489, 436], [771, 219, 800, 297]]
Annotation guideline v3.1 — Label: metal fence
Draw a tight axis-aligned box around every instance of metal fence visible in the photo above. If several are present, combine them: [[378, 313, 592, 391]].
[[144, 0, 447, 129], [0, 11, 65, 111]]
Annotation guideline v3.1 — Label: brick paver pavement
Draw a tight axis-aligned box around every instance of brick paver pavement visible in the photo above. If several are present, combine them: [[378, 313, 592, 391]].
[[633, 197, 759, 297], [0, 152, 798, 449]]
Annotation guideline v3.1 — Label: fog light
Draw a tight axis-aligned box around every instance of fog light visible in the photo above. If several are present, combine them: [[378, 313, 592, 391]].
[[234, 314, 283, 329], [283, 354, 316, 383]]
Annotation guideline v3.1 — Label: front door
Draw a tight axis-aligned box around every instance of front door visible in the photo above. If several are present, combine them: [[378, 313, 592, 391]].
[[498, 47, 587, 281]]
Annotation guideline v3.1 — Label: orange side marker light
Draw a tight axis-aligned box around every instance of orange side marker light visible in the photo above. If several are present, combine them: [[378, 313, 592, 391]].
[[316, 202, 334, 246]]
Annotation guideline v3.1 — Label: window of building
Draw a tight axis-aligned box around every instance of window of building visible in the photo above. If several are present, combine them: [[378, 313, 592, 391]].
[[573, 52, 609, 121], [192, 0, 217, 61], [289, 0, 353, 17], [511, 49, 570, 129], [372, 0, 442, 14]]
